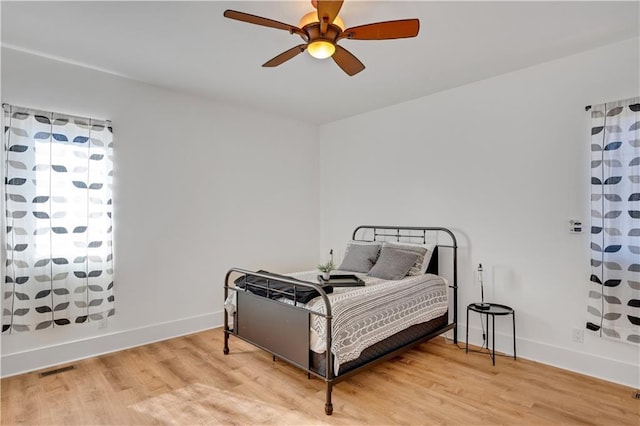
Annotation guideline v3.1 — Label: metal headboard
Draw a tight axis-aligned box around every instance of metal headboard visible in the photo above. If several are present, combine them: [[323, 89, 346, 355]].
[[352, 225, 459, 343]]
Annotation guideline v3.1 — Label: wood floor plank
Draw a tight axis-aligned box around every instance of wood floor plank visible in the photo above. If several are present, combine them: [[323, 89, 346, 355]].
[[1, 327, 638, 425]]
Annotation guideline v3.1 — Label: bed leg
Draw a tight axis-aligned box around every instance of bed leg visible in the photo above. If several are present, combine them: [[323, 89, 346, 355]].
[[223, 332, 229, 355], [324, 382, 333, 415]]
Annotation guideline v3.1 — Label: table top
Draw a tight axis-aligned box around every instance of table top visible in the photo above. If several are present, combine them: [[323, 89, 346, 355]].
[[467, 302, 514, 315]]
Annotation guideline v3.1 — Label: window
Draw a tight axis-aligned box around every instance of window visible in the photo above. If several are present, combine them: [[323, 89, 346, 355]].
[[2, 104, 114, 332]]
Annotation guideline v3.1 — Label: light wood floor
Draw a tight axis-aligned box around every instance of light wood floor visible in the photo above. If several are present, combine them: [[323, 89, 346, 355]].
[[1, 328, 638, 425]]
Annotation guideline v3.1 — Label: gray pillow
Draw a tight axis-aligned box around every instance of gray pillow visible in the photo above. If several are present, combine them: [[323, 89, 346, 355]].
[[338, 241, 382, 273], [383, 242, 428, 276], [367, 247, 420, 280]]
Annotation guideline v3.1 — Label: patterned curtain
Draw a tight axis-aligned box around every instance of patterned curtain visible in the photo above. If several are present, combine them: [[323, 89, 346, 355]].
[[2, 104, 114, 333], [587, 97, 640, 344]]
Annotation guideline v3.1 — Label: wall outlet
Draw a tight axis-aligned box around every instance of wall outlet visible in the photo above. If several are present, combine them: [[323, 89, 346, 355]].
[[572, 328, 584, 343]]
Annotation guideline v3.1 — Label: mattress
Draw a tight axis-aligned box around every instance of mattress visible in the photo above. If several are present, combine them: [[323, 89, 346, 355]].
[[310, 312, 449, 376]]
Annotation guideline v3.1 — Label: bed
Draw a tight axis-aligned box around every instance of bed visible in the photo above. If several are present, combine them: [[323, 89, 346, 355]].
[[223, 225, 459, 415]]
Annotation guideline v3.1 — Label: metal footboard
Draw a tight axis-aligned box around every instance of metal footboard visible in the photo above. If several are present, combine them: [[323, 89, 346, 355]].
[[223, 268, 336, 414]]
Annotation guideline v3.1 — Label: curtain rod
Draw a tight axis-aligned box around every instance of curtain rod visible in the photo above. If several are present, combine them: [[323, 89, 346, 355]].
[[2, 103, 111, 123], [585, 96, 640, 112]]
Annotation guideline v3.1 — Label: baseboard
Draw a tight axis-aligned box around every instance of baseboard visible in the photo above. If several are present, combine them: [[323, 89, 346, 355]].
[[460, 324, 640, 389], [0, 310, 224, 378]]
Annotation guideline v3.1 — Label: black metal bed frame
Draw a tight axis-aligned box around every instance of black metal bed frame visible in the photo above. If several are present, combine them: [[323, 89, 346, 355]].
[[223, 225, 458, 415]]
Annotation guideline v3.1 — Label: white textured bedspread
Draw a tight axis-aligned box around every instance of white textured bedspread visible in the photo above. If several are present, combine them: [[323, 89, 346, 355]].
[[287, 271, 449, 374]]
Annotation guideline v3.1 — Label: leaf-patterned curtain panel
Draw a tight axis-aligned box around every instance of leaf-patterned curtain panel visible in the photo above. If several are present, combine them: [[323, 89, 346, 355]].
[[2, 104, 114, 333], [587, 97, 640, 344]]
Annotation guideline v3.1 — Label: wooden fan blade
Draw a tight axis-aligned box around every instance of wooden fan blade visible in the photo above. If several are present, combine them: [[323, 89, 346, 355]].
[[223, 10, 301, 34], [332, 45, 365, 76], [316, 1, 343, 34], [262, 45, 306, 67], [339, 19, 420, 40]]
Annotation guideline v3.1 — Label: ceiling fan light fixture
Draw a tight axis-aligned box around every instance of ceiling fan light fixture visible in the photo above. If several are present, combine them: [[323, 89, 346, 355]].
[[307, 40, 335, 59], [223, 2, 420, 76]]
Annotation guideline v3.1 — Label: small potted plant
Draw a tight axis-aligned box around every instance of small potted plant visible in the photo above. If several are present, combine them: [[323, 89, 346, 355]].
[[318, 260, 335, 281]]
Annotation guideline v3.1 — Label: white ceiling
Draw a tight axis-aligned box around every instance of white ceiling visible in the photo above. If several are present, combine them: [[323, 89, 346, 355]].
[[2, 1, 639, 124]]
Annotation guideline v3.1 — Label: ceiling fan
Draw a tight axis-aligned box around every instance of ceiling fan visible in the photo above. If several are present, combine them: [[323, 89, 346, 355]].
[[223, 0, 420, 76]]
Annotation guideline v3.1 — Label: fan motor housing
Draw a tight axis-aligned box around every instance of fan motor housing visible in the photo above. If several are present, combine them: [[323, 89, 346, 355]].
[[301, 22, 342, 44]]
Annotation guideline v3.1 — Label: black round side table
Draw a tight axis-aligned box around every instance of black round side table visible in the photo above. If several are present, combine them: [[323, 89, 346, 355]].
[[465, 303, 516, 365]]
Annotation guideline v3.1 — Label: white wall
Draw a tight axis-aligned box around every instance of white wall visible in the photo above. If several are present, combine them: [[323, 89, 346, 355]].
[[0, 47, 320, 376], [319, 37, 640, 388]]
